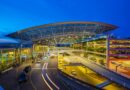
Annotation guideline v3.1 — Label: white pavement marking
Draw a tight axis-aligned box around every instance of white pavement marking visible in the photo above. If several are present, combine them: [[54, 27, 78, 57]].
[[43, 63, 48, 70], [42, 63, 53, 90], [46, 62, 60, 90], [46, 63, 48, 69], [42, 63, 46, 70], [41, 74, 53, 90], [46, 73, 60, 90], [42, 63, 45, 70], [42, 62, 60, 90]]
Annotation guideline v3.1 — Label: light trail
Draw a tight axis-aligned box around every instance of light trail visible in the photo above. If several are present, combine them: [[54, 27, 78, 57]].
[[42, 63, 53, 90], [41, 74, 53, 90], [46, 73, 60, 90], [42, 62, 60, 90]]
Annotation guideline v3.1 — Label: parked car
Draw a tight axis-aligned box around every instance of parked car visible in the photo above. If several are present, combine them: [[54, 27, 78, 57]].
[[71, 70, 77, 75]]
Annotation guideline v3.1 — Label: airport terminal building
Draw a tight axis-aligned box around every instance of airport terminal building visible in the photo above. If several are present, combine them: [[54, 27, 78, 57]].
[[1, 21, 130, 78]]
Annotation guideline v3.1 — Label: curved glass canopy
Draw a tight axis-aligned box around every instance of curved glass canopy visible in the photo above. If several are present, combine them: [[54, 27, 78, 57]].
[[7, 22, 117, 45]]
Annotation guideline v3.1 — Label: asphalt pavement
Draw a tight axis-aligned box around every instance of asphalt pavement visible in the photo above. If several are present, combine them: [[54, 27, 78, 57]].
[[0, 49, 107, 90], [0, 57, 69, 90]]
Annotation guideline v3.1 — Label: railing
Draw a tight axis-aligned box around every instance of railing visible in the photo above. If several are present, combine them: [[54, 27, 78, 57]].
[[80, 59, 130, 89]]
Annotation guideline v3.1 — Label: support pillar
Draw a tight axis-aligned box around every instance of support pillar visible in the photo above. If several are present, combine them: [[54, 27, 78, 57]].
[[106, 35, 110, 68]]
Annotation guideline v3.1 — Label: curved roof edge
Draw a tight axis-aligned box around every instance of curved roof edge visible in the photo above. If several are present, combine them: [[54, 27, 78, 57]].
[[7, 21, 118, 35], [0, 37, 19, 44]]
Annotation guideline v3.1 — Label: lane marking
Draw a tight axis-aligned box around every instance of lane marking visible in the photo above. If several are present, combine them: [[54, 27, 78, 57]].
[[45, 62, 60, 90], [42, 63, 46, 70], [45, 63, 47, 69], [42, 63, 45, 70], [46, 63, 48, 69], [46, 73, 60, 90], [42, 62, 60, 90], [42, 63, 53, 90], [41, 74, 53, 90], [43, 63, 48, 70]]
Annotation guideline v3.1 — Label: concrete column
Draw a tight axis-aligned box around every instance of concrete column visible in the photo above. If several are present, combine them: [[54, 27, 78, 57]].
[[106, 35, 110, 68]]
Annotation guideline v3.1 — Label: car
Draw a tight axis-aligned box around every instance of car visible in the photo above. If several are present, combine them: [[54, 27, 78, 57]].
[[23, 65, 31, 73], [18, 71, 28, 83], [71, 70, 77, 75], [37, 60, 41, 63]]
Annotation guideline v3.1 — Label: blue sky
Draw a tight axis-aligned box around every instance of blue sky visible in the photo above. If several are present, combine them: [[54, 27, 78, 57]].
[[0, 0, 130, 38]]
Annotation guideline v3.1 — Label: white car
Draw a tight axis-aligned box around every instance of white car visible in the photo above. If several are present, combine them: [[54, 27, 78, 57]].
[[71, 70, 77, 75], [37, 60, 41, 63]]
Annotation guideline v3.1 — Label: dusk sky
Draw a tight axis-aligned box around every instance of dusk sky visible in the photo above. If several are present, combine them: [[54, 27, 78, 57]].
[[0, 0, 130, 38]]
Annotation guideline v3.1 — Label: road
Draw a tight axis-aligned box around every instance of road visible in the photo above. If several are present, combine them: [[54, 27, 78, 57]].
[[0, 59, 69, 90], [0, 49, 101, 90], [41, 56, 69, 90], [0, 49, 73, 90]]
